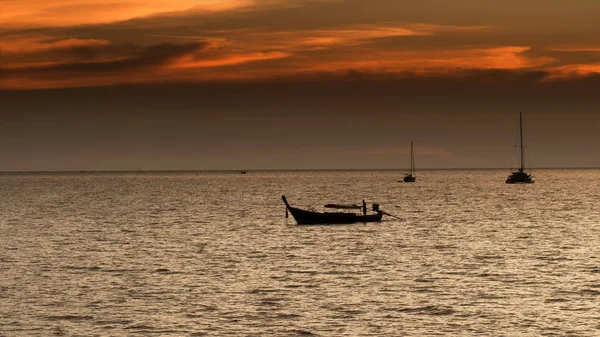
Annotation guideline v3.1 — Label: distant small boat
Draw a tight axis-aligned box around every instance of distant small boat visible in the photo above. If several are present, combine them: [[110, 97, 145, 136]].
[[282, 196, 383, 225], [402, 141, 416, 182], [506, 111, 534, 184]]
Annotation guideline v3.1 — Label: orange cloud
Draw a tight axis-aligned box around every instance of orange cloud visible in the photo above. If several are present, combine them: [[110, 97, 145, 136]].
[[267, 25, 427, 51], [0, 40, 557, 90], [548, 46, 600, 52], [297, 46, 554, 74], [0, 0, 251, 26], [206, 23, 489, 53], [1, 7, 595, 91], [171, 51, 291, 69], [0, 36, 110, 53], [545, 63, 600, 80]]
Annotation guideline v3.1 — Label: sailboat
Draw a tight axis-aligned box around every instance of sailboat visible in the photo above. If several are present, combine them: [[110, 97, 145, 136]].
[[403, 141, 416, 182], [506, 111, 534, 184]]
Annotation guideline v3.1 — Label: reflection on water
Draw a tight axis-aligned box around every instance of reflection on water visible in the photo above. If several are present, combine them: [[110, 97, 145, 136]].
[[1, 170, 599, 336]]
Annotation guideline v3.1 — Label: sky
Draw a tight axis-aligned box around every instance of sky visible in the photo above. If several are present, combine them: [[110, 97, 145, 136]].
[[1, 0, 599, 171]]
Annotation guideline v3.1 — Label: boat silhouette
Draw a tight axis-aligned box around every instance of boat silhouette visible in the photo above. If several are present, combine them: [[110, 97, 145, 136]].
[[282, 196, 384, 225], [402, 141, 416, 182], [506, 111, 534, 184]]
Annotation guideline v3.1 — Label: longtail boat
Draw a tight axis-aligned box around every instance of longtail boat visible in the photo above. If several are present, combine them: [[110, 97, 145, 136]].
[[282, 196, 384, 225]]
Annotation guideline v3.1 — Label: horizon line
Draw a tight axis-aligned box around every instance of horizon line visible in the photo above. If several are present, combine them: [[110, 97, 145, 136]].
[[1, 167, 599, 174]]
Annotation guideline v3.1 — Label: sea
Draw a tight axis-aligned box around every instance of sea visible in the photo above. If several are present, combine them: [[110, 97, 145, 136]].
[[1, 169, 599, 336]]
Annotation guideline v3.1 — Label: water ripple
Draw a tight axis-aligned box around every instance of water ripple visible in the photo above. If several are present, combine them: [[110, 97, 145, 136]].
[[1, 170, 599, 336]]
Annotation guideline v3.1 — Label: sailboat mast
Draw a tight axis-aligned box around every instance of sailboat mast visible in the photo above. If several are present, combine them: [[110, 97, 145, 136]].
[[519, 111, 525, 171], [411, 141, 415, 176]]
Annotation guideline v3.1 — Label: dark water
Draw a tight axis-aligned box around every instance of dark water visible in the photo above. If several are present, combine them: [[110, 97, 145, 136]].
[[1, 170, 599, 336]]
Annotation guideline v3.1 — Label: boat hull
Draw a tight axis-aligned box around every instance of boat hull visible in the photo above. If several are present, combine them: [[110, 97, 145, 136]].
[[506, 171, 534, 184], [282, 196, 382, 225]]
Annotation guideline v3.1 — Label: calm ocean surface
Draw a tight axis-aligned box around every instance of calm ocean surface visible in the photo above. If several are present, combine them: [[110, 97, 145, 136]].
[[1, 169, 599, 336]]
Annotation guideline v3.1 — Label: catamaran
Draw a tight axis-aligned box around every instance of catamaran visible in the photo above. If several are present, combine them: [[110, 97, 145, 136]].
[[506, 111, 534, 184]]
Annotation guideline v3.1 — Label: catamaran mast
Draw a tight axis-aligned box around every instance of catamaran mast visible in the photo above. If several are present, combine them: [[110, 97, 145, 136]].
[[519, 111, 524, 172], [411, 141, 415, 176]]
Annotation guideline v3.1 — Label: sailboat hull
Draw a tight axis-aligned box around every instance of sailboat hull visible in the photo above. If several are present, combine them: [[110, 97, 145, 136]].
[[506, 171, 534, 184]]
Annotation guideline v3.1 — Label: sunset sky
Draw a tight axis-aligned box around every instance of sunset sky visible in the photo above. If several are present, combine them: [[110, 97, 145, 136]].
[[1, 0, 599, 171]]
